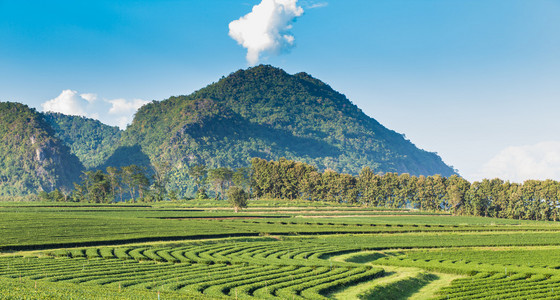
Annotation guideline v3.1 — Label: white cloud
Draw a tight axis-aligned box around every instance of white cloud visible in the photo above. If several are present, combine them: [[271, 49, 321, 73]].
[[477, 141, 560, 182], [41, 90, 148, 129], [80, 93, 98, 103], [113, 116, 133, 131], [107, 98, 150, 129], [108, 98, 149, 115], [306, 2, 328, 9], [229, 0, 304, 65], [41, 89, 89, 117]]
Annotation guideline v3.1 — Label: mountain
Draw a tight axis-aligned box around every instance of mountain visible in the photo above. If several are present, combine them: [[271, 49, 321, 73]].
[[116, 65, 455, 194], [43, 112, 122, 169], [0, 66, 456, 196], [0, 102, 84, 195]]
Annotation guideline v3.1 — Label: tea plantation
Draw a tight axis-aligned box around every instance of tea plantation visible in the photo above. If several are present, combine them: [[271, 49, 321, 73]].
[[1, 202, 560, 299]]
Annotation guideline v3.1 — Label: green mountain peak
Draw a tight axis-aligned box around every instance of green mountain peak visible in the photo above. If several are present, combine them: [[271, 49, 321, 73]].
[[0, 102, 84, 195], [116, 65, 455, 195], [0, 66, 456, 196]]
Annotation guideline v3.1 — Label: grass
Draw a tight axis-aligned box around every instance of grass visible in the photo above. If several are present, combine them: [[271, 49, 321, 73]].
[[2, 204, 559, 251], [393, 246, 560, 268], [357, 271, 439, 300], [2, 201, 560, 299], [408, 273, 464, 300], [329, 266, 419, 300], [0, 240, 383, 299], [0, 274, 205, 299], [331, 252, 466, 299]]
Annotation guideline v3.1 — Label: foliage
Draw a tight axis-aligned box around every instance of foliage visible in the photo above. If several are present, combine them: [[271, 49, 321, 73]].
[[395, 247, 560, 269], [0, 194, 40, 202], [42, 112, 122, 169], [0, 102, 84, 195], [3, 204, 560, 298], [8, 233, 560, 299], [188, 164, 207, 191], [357, 272, 437, 300], [207, 167, 233, 199], [70, 165, 152, 203], [435, 273, 560, 299], [0, 276, 199, 300], [0, 240, 383, 299], [251, 158, 560, 221], [1, 66, 457, 197], [355, 246, 560, 299], [117, 65, 455, 195], [226, 186, 248, 212], [1, 204, 560, 251]]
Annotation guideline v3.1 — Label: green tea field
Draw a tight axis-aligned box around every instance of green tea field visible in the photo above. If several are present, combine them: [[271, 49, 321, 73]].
[[2, 202, 560, 299]]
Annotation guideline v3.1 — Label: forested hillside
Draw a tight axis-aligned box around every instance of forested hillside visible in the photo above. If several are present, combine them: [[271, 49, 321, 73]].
[[113, 65, 454, 190], [118, 65, 455, 195], [0, 102, 83, 195], [0, 66, 456, 196], [43, 112, 122, 169]]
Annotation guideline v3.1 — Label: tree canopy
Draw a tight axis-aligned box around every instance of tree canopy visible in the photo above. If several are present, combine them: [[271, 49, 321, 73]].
[[116, 65, 455, 195], [250, 158, 560, 222], [43, 112, 122, 169], [0, 102, 83, 195]]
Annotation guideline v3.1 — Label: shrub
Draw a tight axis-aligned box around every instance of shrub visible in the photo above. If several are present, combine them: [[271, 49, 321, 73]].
[[226, 186, 248, 213]]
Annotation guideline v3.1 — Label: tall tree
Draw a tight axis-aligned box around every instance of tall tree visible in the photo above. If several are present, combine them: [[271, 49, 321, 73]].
[[208, 167, 234, 199], [121, 165, 149, 202], [188, 164, 207, 189], [81, 170, 111, 203], [445, 175, 470, 214], [233, 167, 252, 192], [227, 186, 249, 212], [358, 167, 376, 206], [152, 161, 172, 201], [106, 166, 121, 203]]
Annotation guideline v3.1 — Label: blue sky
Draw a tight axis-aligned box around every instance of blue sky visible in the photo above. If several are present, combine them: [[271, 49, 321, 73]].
[[1, 0, 559, 182]]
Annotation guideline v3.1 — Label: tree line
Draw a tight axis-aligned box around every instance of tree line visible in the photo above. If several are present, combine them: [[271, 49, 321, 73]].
[[38, 163, 252, 204], [38, 157, 560, 221], [39, 165, 155, 203], [251, 158, 560, 221]]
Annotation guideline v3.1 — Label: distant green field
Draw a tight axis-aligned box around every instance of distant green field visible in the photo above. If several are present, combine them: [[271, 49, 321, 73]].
[[2, 202, 560, 299], [390, 246, 560, 268]]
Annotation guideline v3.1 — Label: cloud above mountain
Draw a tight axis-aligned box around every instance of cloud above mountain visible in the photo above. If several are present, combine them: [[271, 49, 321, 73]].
[[41, 90, 90, 117], [41, 90, 148, 129], [229, 0, 304, 65], [478, 141, 560, 182]]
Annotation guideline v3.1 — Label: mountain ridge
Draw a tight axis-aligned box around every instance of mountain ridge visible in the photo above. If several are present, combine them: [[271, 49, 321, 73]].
[[43, 112, 122, 169], [116, 65, 455, 194], [0, 102, 84, 195], [0, 65, 456, 196]]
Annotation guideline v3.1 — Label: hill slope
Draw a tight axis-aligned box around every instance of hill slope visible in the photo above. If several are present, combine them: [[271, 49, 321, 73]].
[[117, 65, 455, 194], [0, 102, 84, 195], [43, 112, 122, 169]]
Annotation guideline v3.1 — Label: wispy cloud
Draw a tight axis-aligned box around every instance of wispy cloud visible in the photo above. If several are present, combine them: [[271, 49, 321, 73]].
[[41, 90, 148, 129], [477, 141, 560, 182], [306, 2, 328, 9], [229, 0, 304, 65]]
